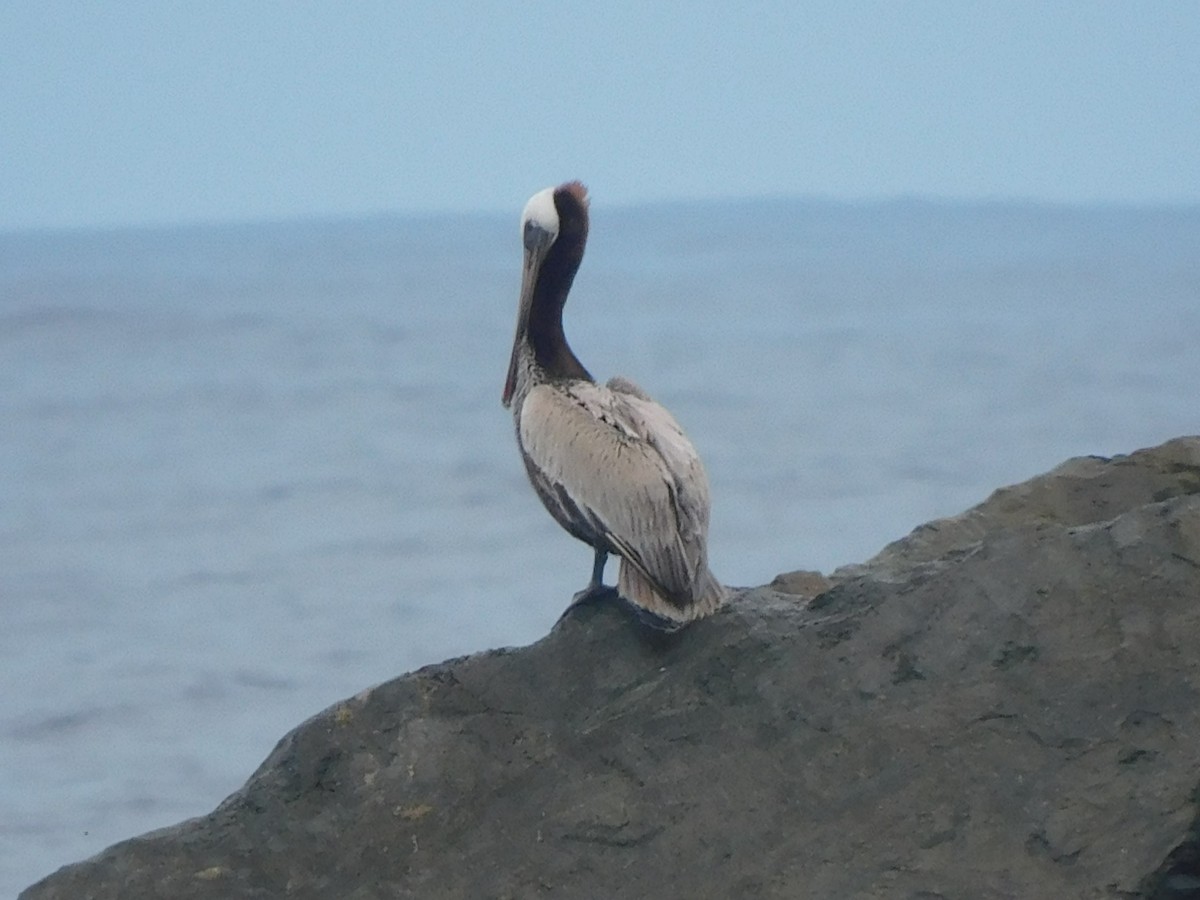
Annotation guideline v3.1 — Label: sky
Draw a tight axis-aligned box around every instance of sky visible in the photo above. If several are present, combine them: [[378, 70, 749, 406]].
[[2, 2, 1199, 231]]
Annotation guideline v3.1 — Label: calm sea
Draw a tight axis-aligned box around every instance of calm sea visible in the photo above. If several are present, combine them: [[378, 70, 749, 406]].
[[2, 199, 1198, 893]]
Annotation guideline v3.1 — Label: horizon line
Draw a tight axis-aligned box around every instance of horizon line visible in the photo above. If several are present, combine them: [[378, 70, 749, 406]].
[[4, 191, 1200, 239]]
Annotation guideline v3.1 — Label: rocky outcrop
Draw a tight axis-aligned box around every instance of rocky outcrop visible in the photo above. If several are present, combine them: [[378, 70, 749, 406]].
[[22, 437, 1200, 899]]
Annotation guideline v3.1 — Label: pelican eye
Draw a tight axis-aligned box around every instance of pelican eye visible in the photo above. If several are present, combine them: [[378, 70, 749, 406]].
[[524, 220, 556, 253]]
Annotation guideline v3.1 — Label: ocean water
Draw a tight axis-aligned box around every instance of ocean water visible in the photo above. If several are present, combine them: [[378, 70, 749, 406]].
[[2, 199, 1198, 893]]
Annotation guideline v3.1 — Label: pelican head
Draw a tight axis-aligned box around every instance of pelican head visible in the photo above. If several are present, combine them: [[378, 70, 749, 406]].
[[522, 186, 560, 251], [503, 182, 590, 407]]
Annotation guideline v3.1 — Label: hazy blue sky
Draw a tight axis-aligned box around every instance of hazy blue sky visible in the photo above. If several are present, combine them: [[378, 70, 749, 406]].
[[3, 2, 1198, 230]]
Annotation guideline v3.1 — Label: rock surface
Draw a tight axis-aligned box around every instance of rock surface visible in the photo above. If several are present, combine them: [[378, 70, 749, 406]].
[[22, 437, 1200, 900]]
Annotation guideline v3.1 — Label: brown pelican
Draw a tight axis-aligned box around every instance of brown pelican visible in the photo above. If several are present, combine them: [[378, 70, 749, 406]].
[[502, 181, 726, 629]]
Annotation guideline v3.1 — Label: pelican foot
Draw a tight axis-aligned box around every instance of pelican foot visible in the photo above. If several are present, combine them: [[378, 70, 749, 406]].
[[571, 581, 616, 605], [556, 584, 619, 625]]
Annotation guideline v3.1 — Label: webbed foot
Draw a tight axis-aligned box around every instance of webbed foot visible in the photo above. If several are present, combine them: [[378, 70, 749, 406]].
[[557, 583, 619, 625]]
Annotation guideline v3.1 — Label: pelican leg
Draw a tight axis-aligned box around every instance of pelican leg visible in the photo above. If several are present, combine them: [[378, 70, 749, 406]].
[[573, 547, 610, 601], [587, 547, 608, 591], [559, 548, 616, 622]]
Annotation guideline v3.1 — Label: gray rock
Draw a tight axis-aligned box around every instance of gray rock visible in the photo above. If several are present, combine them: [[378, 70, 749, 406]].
[[22, 437, 1200, 900], [830, 434, 1200, 583]]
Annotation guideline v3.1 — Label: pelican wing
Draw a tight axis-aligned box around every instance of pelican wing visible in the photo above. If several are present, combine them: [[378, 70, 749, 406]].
[[517, 379, 712, 603]]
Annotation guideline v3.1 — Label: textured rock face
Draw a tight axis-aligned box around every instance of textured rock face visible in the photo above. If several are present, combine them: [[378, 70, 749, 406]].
[[22, 437, 1200, 900]]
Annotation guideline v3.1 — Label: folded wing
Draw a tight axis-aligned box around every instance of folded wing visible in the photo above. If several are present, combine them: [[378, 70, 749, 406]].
[[517, 378, 713, 607]]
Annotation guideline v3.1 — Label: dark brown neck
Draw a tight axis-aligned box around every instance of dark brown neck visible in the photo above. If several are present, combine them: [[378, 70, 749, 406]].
[[526, 188, 592, 383]]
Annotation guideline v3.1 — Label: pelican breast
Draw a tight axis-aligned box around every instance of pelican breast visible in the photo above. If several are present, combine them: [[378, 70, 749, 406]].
[[517, 377, 712, 603]]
